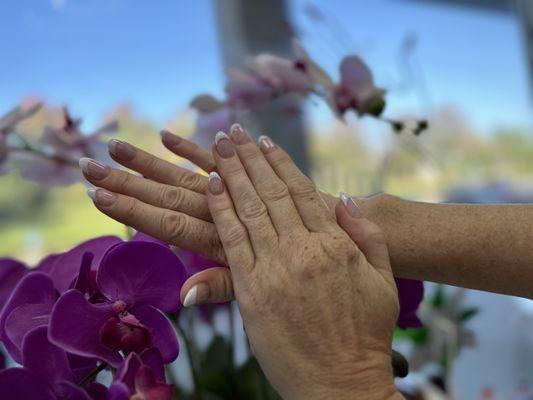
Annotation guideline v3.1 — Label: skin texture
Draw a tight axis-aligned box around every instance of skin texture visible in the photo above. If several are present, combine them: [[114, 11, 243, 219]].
[[85, 126, 404, 399], [203, 127, 401, 399], [81, 131, 533, 301]]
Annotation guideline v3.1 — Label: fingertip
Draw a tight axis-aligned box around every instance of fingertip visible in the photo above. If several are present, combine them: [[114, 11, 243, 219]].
[[160, 129, 182, 146]]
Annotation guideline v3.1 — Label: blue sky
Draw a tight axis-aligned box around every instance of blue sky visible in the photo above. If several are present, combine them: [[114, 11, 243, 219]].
[[0, 0, 531, 133]]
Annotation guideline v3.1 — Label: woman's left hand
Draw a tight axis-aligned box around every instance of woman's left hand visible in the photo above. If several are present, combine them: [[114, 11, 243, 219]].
[[201, 124, 403, 400]]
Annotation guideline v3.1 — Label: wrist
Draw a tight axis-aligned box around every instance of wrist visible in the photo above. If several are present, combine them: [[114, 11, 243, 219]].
[[290, 351, 403, 400]]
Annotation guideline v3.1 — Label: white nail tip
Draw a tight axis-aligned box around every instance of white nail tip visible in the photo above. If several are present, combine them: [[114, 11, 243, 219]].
[[108, 139, 118, 154], [87, 188, 97, 201], [339, 192, 350, 206], [183, 286, 198, 307], [208, 171, 221, 181], [79, 157, 90, 171], [214, 131, 229, 144]]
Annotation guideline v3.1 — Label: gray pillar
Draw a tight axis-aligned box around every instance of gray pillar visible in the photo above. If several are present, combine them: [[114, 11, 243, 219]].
[[213, 0, 310, 174]]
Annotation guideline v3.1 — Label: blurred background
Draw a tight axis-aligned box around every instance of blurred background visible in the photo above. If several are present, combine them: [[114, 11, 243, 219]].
[[1, 0, 532, 398]]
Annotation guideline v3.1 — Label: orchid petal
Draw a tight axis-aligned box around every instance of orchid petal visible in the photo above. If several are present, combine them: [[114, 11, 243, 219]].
[[97, 242, 186, 312], [0, 272, 56, 363], [53, 381, 92, 400], [0, 258, 27, 307], [395, 278, 424, 329], [135, 365, 173, 400], [48, 290, 123, 367], [5, 303, 53, 359], [0, 368, 55, 400], [115, 352, 142, 393], [22, 326, 73, 384], [130, 305, 179, 363], [107, 382, 130, 400], [48, 236, 122, 293]]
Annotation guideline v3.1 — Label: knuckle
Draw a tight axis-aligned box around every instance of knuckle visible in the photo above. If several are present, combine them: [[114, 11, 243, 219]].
[[159, 212, 187, 240], [160, 187, 185, 210], [239, 197, 268, 221], [177, 171, 204, 192], [286, 176, 316, 198], [259, 181, 290, 203], [223, 224, 248, 249], [114, 171, 134, 191], [123, 198, 138, 221]]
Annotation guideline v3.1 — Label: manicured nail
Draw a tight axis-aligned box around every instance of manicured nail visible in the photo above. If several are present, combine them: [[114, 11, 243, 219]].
[[160, 130, 181, 146], [108, 139, 136, 161], [208, 171, 224, 195], [87, 188, 117, 206], [214, 131, 235, 158], [183, 283, 209, 307], [229, 123, 250, 145], [79, 158, 110, 180], [258, 135, 277, 154], [340, 192, 361, 218]]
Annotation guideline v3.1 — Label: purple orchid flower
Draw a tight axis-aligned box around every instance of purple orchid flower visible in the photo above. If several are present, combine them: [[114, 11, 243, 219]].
[[225, 68, 274, 109], [395, 278, 424, 329], [19, 107, 118, 186], [49, 241, 187, 367], [110, 348, 172, 400], [330, 56, 386, 117], [0, 326, 93, 400]]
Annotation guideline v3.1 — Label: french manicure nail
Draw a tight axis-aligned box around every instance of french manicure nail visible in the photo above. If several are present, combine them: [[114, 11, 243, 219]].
[[183, 283, 209, 307], [229, 123, 250, 145], [87, 188, 117, 206], [79, 158, 110, 180], [258, 135, 277, 154], [160, 130, 181, 146], [108, 139, 136, 161], [214, 131, 235, 158], [340, 192, 361, 218], [208, 171, 224, 195]]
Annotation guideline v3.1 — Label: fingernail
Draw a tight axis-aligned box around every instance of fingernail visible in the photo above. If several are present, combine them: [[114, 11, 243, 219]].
[[229, 123, 250, 145], [108, 139, 136, 161], [208, 171, 224, 195], [160, 130, 181, 146], [87, 188, 117, 206], [214, 131, 235, 158], [79, 158, 110, 180], [183, 283, 209, 307], [340, 192, 361, 218], [258, 135, 277, 154]]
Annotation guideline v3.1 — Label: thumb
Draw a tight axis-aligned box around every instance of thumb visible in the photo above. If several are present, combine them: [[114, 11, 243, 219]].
[[180, 267, 234, 307], [336, 193, 393, 279]]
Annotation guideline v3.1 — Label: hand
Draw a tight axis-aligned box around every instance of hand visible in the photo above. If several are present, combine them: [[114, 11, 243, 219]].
[[81, 130, 338, 304], [200, 125, 402, 400]]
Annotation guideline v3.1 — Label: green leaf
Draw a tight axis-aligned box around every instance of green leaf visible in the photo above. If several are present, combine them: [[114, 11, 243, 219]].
[[432, 284, 447, 309], [394, 327, 429, 345]]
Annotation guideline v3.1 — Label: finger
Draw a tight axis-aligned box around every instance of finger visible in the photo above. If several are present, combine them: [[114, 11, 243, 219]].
[[108, 139, 207, 194], [180, 267, 235, 307], [336, 192, 393, 281], [160, 130, 217, 173], [206, 171, 255, 274], [228, 124, 306, 236], [87, 187, 225, 263], [258, 136, 336, 232], [80, 158, 211, 222], [212, 132, 277, 256]]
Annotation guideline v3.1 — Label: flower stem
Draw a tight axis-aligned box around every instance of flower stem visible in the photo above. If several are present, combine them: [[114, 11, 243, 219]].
[[77, 362, 108, 387]]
